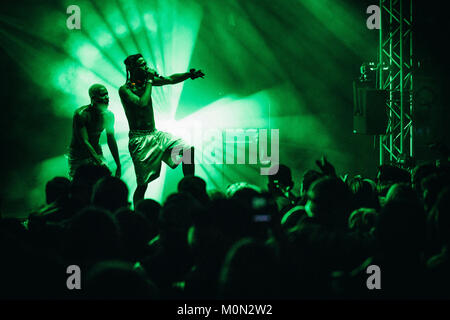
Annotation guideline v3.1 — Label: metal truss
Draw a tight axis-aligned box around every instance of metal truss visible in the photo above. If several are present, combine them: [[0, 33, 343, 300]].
[[378, 0, 414, 165]]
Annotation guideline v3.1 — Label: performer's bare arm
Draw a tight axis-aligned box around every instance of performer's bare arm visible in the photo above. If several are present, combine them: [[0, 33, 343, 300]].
[[119, 80, 153, 107], [153, 69, 205, 86], [105, 112, 121, 177], [152, 73, 190, 86], [74, 113, 104, 165]]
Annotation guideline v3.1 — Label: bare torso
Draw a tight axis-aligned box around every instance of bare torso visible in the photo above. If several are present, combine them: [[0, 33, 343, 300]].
[[70, 105, 112, 157], [119, 83, 155, 131]]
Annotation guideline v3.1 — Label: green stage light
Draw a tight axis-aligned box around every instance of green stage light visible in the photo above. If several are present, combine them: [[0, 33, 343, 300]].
[[1, 0, 376, 213], [143, 13, 158, 32]]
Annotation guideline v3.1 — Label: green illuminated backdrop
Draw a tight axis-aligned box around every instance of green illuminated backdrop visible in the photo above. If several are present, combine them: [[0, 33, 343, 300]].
[[1, 0, 378, 216]]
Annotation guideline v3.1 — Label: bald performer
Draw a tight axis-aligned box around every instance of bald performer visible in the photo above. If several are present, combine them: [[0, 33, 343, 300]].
[[68, 84, 121, 178]]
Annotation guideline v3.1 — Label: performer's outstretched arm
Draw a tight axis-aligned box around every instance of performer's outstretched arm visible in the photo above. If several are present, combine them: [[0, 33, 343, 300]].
[[153, 69, 205, 86], [105, 112, 121, 177]]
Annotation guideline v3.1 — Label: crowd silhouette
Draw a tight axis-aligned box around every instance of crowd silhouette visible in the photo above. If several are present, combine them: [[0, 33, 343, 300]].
[[1, 157, 449, 300]]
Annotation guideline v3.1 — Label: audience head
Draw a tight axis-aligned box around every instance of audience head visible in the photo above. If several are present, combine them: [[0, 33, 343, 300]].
[[159, 193, 198, 248], [305, 177, 353, 228], [431, 187, 450, 246], [421, 172, 450, 212], [135, 199, 161, 239], [178, 176, 209, 204], [45, 177, 70, 204], [64, 206, 121, 265], [226, 182, 261, 199], [411, 163, 436, 194], [219, 238, 280, 299], [281, 206, 307, 230], [376, 164, 410, 197], [385, 183, 420, 206], [91, 176, 129, 213], [208, 189, 226, 201], [267, 164, 294, 194], [301, 169, 323, 197], [192, 198, 252, 256], [375, 200, 426, 256], [114, 208, 152, 262], [70, 164, 111, 208], [348, 176, 380, 210], [348, 208, 377, 233]]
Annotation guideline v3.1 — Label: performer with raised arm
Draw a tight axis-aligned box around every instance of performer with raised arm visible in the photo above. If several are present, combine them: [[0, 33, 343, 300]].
[[68, 84, 121, 179], [119, 54, 204, 205]]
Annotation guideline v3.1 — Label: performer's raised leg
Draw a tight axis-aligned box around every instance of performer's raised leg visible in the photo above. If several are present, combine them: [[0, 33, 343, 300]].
[[133, 183, 148, 207], [182, 146, 195, 177]]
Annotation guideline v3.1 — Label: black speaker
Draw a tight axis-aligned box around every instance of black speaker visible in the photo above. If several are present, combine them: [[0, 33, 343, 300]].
[[353, 82, 387, 135]]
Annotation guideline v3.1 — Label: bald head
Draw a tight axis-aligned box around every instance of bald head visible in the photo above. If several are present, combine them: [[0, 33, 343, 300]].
[[88, 84, 109, 107], [89, 84, 106, 98]]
